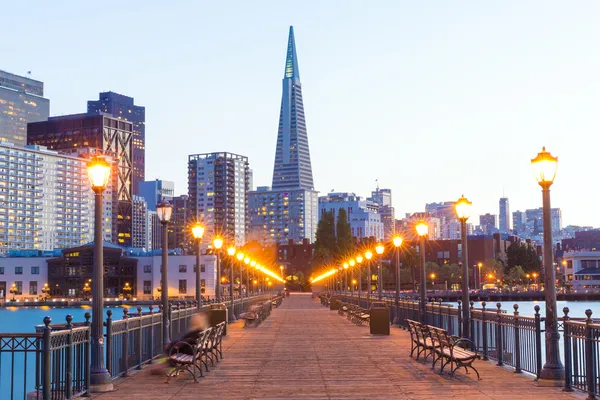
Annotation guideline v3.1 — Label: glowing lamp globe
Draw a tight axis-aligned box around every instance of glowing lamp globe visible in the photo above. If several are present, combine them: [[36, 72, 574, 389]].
[[356, 255, 363, 264], [343, 263, 349, 270], [531, 147, 558, 187], [455, 195, 473, 222], [365, 251, 373, 260], [236, 252, 244, 261], [191, 223, 205, 240], [156, 200, 173, 223], [375, 243, 385, 255], [416, 221, 429, 237], [349, 259, 355, 267], [244, 257, 250, 265], [226, 246, 235, 256], [393, 236, 403, 247], [87, 156, 111, 192], [213, 237, 224, 250]]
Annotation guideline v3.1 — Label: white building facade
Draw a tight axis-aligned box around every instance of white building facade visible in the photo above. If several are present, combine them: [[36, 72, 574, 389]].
[[318, 192, 383, 240], [562, 251, 600, 292]]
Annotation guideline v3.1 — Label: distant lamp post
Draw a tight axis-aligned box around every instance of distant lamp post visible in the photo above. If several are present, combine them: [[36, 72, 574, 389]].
[[415, 221, 429, 322], [477, 262, 483, 289], [157, 200, 173, 347], [455, 194, 473, 339], [365, 250, 373, 305], [231, 251, 244, 321], [392, 236, 403, 325], [243, 257, 250, 299], [349, 259, 356, 297], [251, 261, 257, 295], [532, 272, 539, 287], [82, 282, 91, 299], [212, 238, 224, 302], [375, 243, 385, 300], [343, 262, 349, 297], [356, 255, 364, 306], [430, 273, 436, 286], [531, 146, 563, 381], [86, 155, 112, 392], [41, 283, 50, 301], [191, 223, 205, 309], [122, 282, 132, 299]]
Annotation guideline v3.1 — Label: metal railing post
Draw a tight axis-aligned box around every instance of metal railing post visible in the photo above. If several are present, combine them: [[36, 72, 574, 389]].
[[563, 307, 573, 392], [457, 300, 463, 338], [585, 310, 596, 399], [42, 317, 51, 400], [65, 315, 74, 399], [84, 312, 91, 397], [534, 305, 542, 379], [470, 301, 475, 343], [137, 306, 143, 370], [513, 305, 521, 373], [148, 305, 154, 364], [105, 310, 113, 376], [482, 302, 489, 360], [496, 303, 503, 366], [122, 308, 129, 377]]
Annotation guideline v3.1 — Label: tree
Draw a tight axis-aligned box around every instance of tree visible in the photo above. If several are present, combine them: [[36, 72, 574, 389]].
[[506, 265, 526, 285], [336, 208, 353, 256], [313, 211, 336, 266], [507, 242, 541, 272]]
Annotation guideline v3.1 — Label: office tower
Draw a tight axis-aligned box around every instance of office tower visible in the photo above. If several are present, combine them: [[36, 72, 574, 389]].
[[499, 197, 510, 233], [132, 195, 150, 249], [88, 92, 145, 194], [171, 194, 191, 252], [369, 187, 394, 240], [188, 152, 249, 247], [249, 27, 319, 245], [479, 213, 498, 234], [0, 70, 50, 146], [513, 210, 527, 235], [319, 192, 384, 240], [138, 179, 175, 211], [27, 114, 133, 246], [0, 142, 96, 255]]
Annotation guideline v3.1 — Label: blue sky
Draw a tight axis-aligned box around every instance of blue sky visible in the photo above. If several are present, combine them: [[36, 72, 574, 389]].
[[3, 1, 599, 226]]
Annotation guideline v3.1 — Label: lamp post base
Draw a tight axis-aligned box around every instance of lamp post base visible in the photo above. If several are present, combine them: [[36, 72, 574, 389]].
[[90, 371, 113, 393], [538, 364, 565, 383]]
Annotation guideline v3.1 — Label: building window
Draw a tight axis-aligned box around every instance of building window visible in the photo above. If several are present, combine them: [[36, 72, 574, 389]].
[[15, 267, 23, 275], [143, 280, 152, 295], [200, 279, 206, 293], [15, 281, 22, 295], [29, 281, 37, 295], [0, 267, 3, 274], [201, 264, 206, 273], [179, 280, 187, 294], [179, 265, 187, 273], [144, 265, 152, 273], [31, 267, 39, 275]]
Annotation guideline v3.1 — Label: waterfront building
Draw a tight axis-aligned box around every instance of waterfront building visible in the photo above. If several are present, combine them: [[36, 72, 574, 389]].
[[562, 251, 600, 292], [0, 70, 50, 147], [148, 210, 161, 251], [562, 230, 600, 252], [499, 197, 510, 233], [479, 213, 498, 234], [138, 179, 174, 211], [513, 210, 527, 236], [0, 142, 97, 256], [27, 114, 133, 246], [88, 92, 145, 194], [188, 152, 249, 247], [368, 188, 395, 240], [248, 26, 318, 245], [276, 238, 314, 277], [0, 244, 217, 300], [318, 192, 383, 240], [171, 194, 191, 252]]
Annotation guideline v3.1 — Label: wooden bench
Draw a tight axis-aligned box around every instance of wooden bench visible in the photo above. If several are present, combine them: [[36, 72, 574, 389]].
[[203, 322, 226, 368], [429, 326, 481, 379], [346, 305, 370, 326], [166, 328, 211, 382], [240, 301, 273, 328], [406, 319, 438, 361]]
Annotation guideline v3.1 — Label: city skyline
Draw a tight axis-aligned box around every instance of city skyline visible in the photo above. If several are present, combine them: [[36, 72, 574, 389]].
[[2, 2, 599, 227]]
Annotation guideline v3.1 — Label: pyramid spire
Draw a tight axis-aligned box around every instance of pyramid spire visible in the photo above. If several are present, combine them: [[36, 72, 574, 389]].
[[284, 26, 300, 80]]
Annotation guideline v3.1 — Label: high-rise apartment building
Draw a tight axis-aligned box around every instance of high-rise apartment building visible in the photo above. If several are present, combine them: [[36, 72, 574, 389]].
[[0, 142, 96, 255], [319, 192, 383, 240], [499, 197, 510, 233], [369, 188, 394, 239], [479, 213, 497, 234], [132, 195, 150, 249], [513, 211, 527, 235], [27, 114, 133, 246], [188, 152, 249, 246], [249, 27, 319, 245], [171, 194, 191, 252], [0, 70, 50, 146], [138, 179, 174, 211], [88, 92, 145, 194], [512, 208, 562, 237]]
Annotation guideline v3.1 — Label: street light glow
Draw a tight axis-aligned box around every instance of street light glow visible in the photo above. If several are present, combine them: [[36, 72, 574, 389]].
[[86, 156, 111, 191], [191, 223, 205, 240], [531, 147, 558, 187], [375, 243, 384, 255], [455, 194, 473, 221], [212, 237, 223, 249], [393, 236, 403, 247], [416, 221, 428, 237]]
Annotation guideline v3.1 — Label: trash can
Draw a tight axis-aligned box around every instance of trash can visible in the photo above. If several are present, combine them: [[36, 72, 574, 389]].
[[329, 295, 340, 310], [370, 302, 390, 335], [208, 303, 229, 335]]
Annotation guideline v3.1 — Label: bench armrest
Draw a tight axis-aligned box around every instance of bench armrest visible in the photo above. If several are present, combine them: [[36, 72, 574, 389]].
[[169, 341, 195, 356], [451, 338, 477, 352]]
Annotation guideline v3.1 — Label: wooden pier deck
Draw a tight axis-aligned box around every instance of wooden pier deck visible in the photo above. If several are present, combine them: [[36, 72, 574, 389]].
[[94, 293, 581, 400]]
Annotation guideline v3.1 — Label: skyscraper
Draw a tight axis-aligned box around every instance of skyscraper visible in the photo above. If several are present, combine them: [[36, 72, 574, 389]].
[[188, 152, 250, 246], [88, 92, 145, 194], [499, 197, 510, 233], [0, 70, 50, 146], [249, 26, 319, 245], [369, 187, 395, 239], [479, 213, 498, 234], [272, 26, 314, 192]]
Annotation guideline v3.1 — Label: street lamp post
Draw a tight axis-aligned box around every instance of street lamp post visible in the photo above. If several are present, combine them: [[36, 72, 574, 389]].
[[365, 251, 373, 306], [227, 247, 237, 320], [214, 238, 224, 301], [349, 259, 356, 298], [416, 221, 428, 323], [157, 200, 173, 347], [532, 147, 564, 381], [343, 262, 349, 298], [192, 223, 205, 310], [86, 155, 113, 392], [356, 255, 363, 306], [455, 194, 473, 339], [392, 236, 403, 325], [477, 262, 483, 289], [376, 243, 385, 300]]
